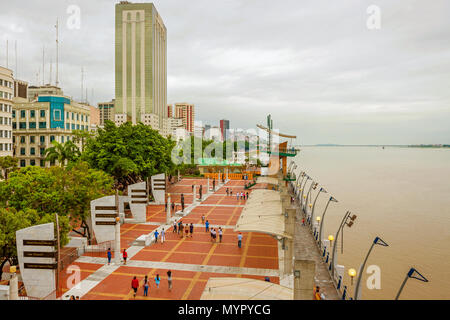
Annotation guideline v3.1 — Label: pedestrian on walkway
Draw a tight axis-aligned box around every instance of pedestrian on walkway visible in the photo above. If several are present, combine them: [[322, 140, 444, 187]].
[[143, 275, 149, 296], [131, 276, 139, 298], [154, 229, 160, 243], [205, 220, 210, 232], [167, 270, 173, 291], [107, 248, 112, 265], [181, 194, 185, 212], [314, 286, 322, 300], [218, 227, 223, 243], [173, 221, 177, 233], [210, 228, 215, 242], [199, 185, 203, 200], [230, 189, 233, 196], [185, 224, 189, 238], [179, 223, 184, 238], [246, 192, 249, 199], [302, 217, 305, 226], [155, 274, 160, 288], [236, 192, 239, 201], [165, 202, 167, 212], [192, 184, 194, 193], [161, 228, 165, 244], [189, 223, 194, 237], [202, 214, 205, 224], [171, 202, 175, 213], [238, 232, 243, 248], [226, 188, 229, 196], [178, 221, 182, 234], [123, 249, 128, 265]]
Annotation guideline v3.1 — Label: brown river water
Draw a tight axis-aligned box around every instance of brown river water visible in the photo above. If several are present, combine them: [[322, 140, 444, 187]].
[[292, 146, 450, 300]]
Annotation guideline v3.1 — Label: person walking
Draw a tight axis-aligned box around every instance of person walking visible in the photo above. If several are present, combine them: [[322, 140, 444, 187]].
[[143, 275, 149, 297], [237, 232, 243, 248], [218, 227, 223, 243], [185, 224, 189, 238], [212, 228, 217, 243], [179, 222, 184, 238], [154, 229, 159, 243], [131, 276, 139, 298], [154, 274, 161, 289], [246, 192, 249, 200], [171, 202, 175, 213], [302, 217, 305, 226], [123, 249, 128, 265], [173, 221, 177, 233], [107, 248, 112, 265], [205, 220, 210, 232], [230, 189, 233, 197], [189, 223, 194, 237], [202, 214, 206, 224], [236, 192, 239, 201], [181, 194, 185, 212], [161, 228, 165, 244], [192, 184, 194, 193], [314, 286, 322, 300], [226, 188, 229, 196], [167, 270, 173, 291], [178, 221, 182, 235]]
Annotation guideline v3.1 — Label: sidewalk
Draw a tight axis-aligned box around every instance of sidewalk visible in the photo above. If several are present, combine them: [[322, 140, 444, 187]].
[[294, 210, 340, 300]]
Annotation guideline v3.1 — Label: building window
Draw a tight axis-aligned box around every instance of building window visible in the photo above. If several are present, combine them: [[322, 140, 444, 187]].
[[54, 109, 61, 121], [72, 113, 74, 120], [71, 124, 75, 130], [30, 136, 35, 144], [61, 136, 65, 143], [40, 136, 45, 144], [30, 147, 35, 155], [40, 110, 46, 117], [50, 136, 55, 142], [29, 122, 36, 129], [12, 122, 16, 129], [39, 122, 46, 129], [77, 124, 80, 130], [76, 114, 79, 121], [30, 159, 36, 166], [19, 122, 26, 129], [30, 110, 36, 118], [20, 136, 25, 143], [66, 123, 69, 130], [12, 110, 16, 118], [20, 160, 26, 167], [20, 110, 26, 118], [40, 159, 45, 167], [20, 148, 25, 155]]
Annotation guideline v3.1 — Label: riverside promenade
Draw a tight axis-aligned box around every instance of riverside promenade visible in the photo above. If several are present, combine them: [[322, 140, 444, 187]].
[[61, 178, 282, 300]]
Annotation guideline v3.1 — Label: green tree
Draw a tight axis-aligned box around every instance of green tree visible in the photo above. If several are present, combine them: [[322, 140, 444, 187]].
[[0, 162, 114, 243], [44, 140, 81, 166], [0, 156, 18, 180], [0, 208, 70, 280], [82, 121, 176, 189], [72, 129, 94, 152]]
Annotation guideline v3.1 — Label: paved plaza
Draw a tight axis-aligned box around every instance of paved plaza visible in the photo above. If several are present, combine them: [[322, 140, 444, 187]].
[[60, 178, 281, 300]]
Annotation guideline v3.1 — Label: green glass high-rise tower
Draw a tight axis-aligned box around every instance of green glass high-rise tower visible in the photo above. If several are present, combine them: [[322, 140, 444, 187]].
[[115, 1, 167, 127]]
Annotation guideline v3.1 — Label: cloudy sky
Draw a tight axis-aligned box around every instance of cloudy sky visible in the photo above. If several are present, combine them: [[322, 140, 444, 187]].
[[1, 0, 449, 145]]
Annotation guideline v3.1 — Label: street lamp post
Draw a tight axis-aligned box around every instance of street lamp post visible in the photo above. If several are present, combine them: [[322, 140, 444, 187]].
[[354, 236, 389, 300], [395, 268, 428, 300], [330, 211, 357, 278], [318, 196, 338, 247], [304, 181, 317, 213], [300, 175, 311, 209], [310, 187, 327, 226], [296, 172, 305, 195]]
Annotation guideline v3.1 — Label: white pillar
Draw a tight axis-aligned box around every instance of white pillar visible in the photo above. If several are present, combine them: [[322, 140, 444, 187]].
[[9, 272, 18, 300], [167, 195, 171, 223], [114, 218, 121, 264]]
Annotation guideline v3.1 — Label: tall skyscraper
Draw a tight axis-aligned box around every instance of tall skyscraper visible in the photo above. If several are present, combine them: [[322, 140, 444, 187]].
[[115, 2, 167, 127], [220, 119, 230, 141], [174, 103, 195, 133], [0, 66, 14, 157]]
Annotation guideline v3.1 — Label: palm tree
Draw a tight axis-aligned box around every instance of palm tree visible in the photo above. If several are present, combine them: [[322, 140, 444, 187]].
[[44, 140, 81, 167]]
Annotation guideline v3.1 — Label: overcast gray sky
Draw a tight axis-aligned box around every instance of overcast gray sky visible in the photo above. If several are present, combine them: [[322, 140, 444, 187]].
[[1, 0, 449, 145]]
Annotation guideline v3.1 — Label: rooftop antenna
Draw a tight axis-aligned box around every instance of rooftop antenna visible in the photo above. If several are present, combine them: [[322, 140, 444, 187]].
[[6, 40, 8, 69], [49, 57, 52, 85], [81, 67, 84, 102], [42, 45, 45, 86], [55, 18, 59, 87], [15, 40, 17, 78]]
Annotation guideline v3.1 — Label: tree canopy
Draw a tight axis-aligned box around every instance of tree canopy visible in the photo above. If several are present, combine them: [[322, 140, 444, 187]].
[[81, 121, 176, 188]]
